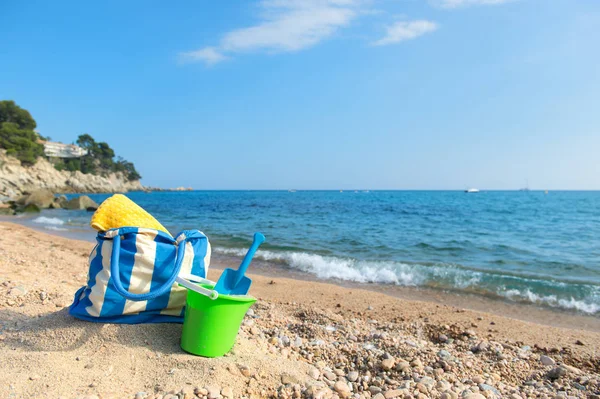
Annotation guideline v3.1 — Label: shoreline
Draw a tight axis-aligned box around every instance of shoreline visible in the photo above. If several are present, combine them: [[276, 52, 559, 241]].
[[1, 221, 599, 398], [4, 215, 599, 332]]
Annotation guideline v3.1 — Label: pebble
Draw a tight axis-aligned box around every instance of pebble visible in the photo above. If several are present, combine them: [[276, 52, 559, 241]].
[[281, 373, 300, 385], [548, 367, 568, 380], [472, 376, 485, 384], [369, 386, 383, 394], [540, 355, 556, 366], [381, 358, 395, 371], [346, 371, 359, 382], [221, 387, 233, 398], [384, 389, 402, 398], [206, 385, 221, 399], [246, 308, 255, 317], [323, 371, 337, 381], [464, 394, 486, 399], [238, 364, 251, 377], [308, 367, 320, 380], [333, 380, 351, 397]]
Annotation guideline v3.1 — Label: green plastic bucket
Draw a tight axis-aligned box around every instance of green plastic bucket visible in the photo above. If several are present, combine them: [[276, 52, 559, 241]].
[[180, 284, 256, 357]]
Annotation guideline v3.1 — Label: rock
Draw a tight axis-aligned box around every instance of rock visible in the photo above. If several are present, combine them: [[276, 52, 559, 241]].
[[323, 371, 337, 381], [464, 395, 486, 399], [540, 355, 555, 366], [221, 387, 233, 398], [65, 195, 99, 210], [438, 349, 452, 360], [347, 371, 359, 382], [333, 381, 351, 398], [373, 394, 385, 399], [548, 366, 568, 380], [194, 387, 208, 396], [206, 385, 221, 399], [420, 376, 435, 390], [479, 384, 500, 395], [282, 373, 300, 385], [238, 364, 251, 377], [24, 189, 55, 209], [381, 358, 395, 371], [134, 392, 146, 399], [397, 361, 410, 372], [308, 367, 320, 380], [438, 334, 449, 343], [384, 389, 403, 398], [472, 376, 485, 384], [50, 195, 68, 209], [369, 386, 382, 395], [471, 340, 489, 353]]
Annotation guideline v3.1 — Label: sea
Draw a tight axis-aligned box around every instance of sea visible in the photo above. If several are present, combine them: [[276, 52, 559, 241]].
[[10, 190, 600, 316]]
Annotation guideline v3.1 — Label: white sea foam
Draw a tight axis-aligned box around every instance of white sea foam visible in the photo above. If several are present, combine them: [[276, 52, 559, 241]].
[[501, 289, 600, 314], [215, 247, 600, 314], [32, 216, 65, 226], [217, 248, 425, 285], [44, 226, 69, 232]]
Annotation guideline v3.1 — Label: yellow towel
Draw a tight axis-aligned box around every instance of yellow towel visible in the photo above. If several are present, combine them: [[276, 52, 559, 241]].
[[90, 194, 171, 237]]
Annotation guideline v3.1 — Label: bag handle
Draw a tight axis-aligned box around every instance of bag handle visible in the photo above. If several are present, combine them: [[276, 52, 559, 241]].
[[109, 231, 187, 301]]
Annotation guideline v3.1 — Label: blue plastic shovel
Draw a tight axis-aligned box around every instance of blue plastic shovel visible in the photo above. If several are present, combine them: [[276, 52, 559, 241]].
[[214, 232, 265, 295]]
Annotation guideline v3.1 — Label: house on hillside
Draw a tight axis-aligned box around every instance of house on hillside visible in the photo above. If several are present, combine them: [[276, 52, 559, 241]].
[[43, 142, 88, 158]]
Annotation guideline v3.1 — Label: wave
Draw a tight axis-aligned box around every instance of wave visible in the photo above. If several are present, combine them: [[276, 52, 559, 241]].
[[43, 226, 69, 232], [32, 216, 65, 226], [501, 289, 600, 314], [214, 247, 600, 314]]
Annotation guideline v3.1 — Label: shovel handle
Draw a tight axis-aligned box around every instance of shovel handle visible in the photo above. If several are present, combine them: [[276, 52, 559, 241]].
[[235, 232, 265, 285]]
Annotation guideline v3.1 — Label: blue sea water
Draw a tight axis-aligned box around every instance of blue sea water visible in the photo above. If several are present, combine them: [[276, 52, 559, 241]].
[[19, 190, 600, 315]]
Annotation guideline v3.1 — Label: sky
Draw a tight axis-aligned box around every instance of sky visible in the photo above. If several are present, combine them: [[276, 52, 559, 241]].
[[1, 0, 599, 190]]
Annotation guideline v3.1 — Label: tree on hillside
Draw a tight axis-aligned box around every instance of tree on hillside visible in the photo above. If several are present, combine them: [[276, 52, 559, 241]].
[[74, 133, 141, 180], [0, 100, 37, 131], [0, 100, 44, 165]]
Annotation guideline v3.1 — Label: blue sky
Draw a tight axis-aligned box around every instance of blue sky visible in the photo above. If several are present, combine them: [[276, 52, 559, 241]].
[[1, 0, 599, 190]]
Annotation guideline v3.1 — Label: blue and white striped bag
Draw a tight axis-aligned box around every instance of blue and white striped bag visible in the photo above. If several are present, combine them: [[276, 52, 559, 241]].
[[69, 227, 211, 324]]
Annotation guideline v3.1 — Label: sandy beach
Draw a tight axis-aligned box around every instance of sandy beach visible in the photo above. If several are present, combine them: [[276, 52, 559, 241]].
[[1, 221, 599, 399]]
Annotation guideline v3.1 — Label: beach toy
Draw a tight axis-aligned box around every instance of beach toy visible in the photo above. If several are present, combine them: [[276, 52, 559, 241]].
[[214, 232, 265, 295], [90, 194, 171, 236], [180, 282, 256, 357]]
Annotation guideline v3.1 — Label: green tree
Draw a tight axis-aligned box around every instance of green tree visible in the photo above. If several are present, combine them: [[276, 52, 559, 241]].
[[0, 121, 44, 165], [0, 100, 37, 131]]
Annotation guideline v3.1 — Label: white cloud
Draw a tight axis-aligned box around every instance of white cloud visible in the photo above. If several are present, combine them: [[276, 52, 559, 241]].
[[372, 20, 438, 46], [181, 0, 365, 65], [437, 0, 514, 8], [179, 47, 228, 65]]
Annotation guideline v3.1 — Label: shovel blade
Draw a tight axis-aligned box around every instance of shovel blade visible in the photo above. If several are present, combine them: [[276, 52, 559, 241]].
[[214, 268, 253, 295]]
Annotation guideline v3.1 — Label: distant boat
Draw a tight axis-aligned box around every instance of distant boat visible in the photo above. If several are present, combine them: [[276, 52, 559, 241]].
[[465, 188, 480, 193], [288, 189, 296, 193], [519, 179, 531, 191]]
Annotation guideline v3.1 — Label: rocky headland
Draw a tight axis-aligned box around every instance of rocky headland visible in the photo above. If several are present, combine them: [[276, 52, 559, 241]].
[[0, 149, 144, 202]]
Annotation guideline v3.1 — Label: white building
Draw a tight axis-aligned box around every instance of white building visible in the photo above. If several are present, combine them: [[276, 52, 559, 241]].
[[43, 142, 88, 158]]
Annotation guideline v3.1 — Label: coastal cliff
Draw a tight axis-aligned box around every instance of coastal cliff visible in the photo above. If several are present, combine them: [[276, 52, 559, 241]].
[[0, 149, 143, 199]]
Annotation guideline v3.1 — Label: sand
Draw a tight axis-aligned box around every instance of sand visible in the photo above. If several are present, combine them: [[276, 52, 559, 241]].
[[0, 221, 598, 399]]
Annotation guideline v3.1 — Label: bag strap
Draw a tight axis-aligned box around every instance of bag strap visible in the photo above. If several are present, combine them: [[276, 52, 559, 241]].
[[109, 230, 187, 301]]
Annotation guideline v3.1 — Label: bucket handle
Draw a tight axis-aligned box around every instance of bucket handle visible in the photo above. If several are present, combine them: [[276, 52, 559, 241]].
[[175, 276, 219, 300]]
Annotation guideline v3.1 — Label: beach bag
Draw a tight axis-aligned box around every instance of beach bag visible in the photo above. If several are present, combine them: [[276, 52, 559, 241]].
[[69, 227, 211, 324]]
